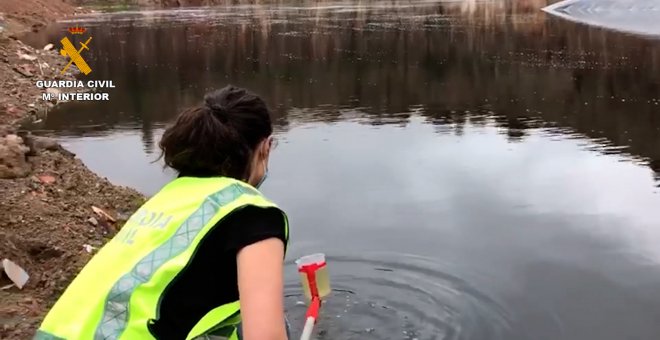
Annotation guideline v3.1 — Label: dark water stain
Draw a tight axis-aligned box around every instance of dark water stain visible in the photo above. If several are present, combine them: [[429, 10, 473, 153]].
[[20, 1, 660, 339]]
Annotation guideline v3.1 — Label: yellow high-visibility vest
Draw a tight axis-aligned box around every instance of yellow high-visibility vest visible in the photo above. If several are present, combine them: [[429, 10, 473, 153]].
[[34, 177, 289, 340]]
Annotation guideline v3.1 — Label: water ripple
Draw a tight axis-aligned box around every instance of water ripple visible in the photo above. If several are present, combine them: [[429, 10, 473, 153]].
[[284, 253, 515, 340]]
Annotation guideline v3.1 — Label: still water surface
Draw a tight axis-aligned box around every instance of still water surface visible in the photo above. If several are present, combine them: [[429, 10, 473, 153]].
[[25, 1, 660, 339]]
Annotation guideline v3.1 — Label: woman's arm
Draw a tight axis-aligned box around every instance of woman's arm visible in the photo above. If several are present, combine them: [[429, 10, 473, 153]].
[[237, 237, 288, 340]]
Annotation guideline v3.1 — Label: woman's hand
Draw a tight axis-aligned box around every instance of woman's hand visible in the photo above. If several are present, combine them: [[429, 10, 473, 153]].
[[237, 237, 288, 340]]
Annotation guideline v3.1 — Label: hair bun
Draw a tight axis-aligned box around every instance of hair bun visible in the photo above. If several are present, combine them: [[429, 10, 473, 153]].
[[205, 100, 229, 122]]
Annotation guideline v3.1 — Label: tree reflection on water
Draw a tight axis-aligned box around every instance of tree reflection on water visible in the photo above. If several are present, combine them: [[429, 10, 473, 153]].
[[27, 0, 660, 186]]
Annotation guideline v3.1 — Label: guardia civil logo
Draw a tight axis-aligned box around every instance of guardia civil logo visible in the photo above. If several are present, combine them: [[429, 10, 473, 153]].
[[59, 25, 93, 75], [38, 25, 116, 102]]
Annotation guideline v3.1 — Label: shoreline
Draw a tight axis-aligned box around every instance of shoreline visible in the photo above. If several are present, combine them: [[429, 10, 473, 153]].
[[0, 1, 146, 338]]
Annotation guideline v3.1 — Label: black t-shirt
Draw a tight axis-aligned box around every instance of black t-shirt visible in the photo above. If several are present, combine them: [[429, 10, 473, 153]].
[[147, 204, 287, 339]]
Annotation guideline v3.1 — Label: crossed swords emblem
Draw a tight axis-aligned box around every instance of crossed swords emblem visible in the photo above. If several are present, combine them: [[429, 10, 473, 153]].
[[59, 36, 93, 75]]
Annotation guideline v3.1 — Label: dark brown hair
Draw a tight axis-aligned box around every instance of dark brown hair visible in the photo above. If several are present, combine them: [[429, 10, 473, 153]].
[[158, 85, 273, 179]]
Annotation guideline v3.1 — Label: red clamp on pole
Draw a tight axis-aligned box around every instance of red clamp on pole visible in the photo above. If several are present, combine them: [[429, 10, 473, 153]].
[[305, 296, 321, 321], [298, 261, 326, 340], [298, 262, 326, 300]]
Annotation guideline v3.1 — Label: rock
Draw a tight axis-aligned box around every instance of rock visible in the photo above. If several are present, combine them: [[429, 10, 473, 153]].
[[45, 88, 60, 103], [17, 133, 63, 156], [87, 217, 98, 226], [46, 88, 60, 95], [0, 134, 31, 178], [18, 53, 37, 61], [0, 125, 16, 137], [1, 259, 30, 289], [92, 205, 116, 223], [43, 44, 53, 51], [31, 23, 45, 33], [115, 210, 133, 222], [13, 64, 34, 77], [3, 105, 21, 117], [33, 136, 60, 151], [17, 42, 31, 52], [38, 174, 56, 184]]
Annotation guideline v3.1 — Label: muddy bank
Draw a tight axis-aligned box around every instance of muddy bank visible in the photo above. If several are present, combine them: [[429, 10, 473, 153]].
[[0, 0, 146, 338], [0, 35, 69, 128], [1, 0, 81, 34], [0, 0, 91, 127], [0, 148, 145, 339]]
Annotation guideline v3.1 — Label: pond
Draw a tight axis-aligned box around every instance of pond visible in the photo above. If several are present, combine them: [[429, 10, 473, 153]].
[[22, 1, 660, 339]]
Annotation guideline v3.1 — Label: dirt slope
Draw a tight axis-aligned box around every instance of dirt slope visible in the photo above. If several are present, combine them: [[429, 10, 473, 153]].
[[0, 1, 146, 338]]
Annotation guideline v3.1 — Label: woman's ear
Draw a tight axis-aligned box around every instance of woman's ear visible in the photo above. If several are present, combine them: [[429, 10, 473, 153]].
[[263, 136, 273, 158]]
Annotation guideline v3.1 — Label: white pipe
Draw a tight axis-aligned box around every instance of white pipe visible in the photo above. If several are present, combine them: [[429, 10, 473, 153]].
[[299, 316, 316, 340]]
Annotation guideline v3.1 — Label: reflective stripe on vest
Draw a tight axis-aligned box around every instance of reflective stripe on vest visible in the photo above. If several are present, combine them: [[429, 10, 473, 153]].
[[35, 177, 289, 340]]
